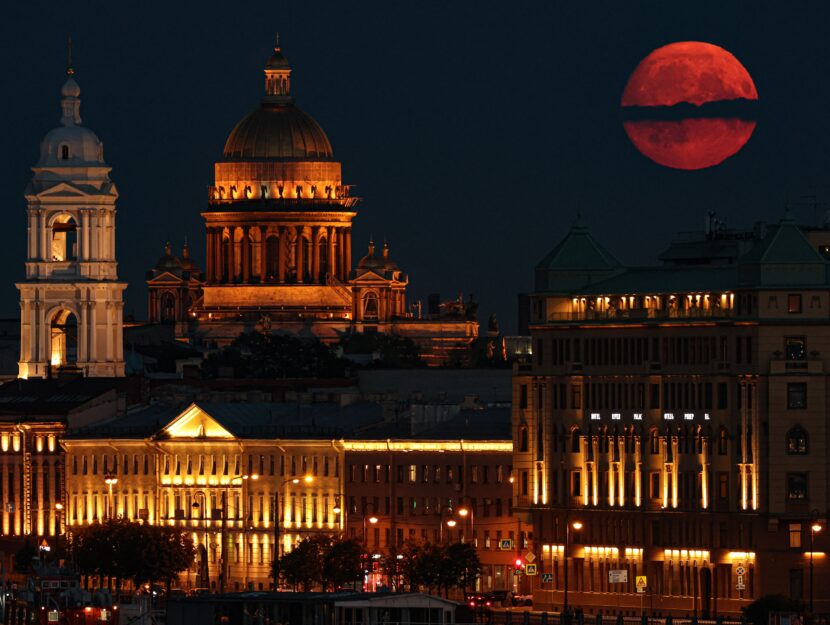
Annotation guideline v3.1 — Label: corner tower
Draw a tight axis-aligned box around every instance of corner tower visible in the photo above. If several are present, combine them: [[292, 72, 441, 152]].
[[17, 62, 126, 378]]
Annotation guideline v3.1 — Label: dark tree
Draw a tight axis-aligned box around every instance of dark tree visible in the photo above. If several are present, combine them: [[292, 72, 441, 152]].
[[202, 332, 347, 378], [322, 538, 363, 590]]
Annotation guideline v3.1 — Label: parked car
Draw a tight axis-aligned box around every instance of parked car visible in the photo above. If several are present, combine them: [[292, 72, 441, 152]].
[[487, 590, 509, 606], [511, 594, 533, 606]]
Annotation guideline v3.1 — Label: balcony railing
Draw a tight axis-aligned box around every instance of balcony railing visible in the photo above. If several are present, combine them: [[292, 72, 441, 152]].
[[547, 307, 736, 323]]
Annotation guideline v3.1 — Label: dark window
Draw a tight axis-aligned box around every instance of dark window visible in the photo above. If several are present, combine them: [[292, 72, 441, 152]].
[[60, 145, 69, 160], [519, 425, 529, 452], [650, 384, 660, 409], [649, 472, 660, 499], [649, 430, 659, 454], [786, 473, 808, 500], [520, 471, 529, 496], [785, 337, 806, 361], [788, 294, 802, 314], [717, 383, 728, 409], [788, 383, 807, 409], [570, 471, 581, 497], [718, 428, 728, 455], [786, 426, 808, 454], [718, 473, 729, 499], [790, 569, 804, 600], [519, 385, 528, 409], [570, 428, 581, 453]]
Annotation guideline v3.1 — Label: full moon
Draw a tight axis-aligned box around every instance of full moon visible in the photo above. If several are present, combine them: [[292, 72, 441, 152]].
[[621, 41, 758, 170]]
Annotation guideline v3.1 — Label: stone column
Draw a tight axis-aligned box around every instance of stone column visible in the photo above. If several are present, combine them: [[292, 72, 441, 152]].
[[227, 227, 236, 283], [277, 227, 286, 283], [344, 228, 352, 280], [327, 227, 336, 278], [206, 229, 214, 283], [311, 226, 321, 284], [80, 211, 90, 262], [259, 226, 267, 282], [295, 226, 304, 284], [215, 230, 223, 282], [242, 227, 251, 283]]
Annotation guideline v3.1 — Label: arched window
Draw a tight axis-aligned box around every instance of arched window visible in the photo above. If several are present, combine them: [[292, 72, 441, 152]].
[[718, 427, 729, 455], [570, 427, 581, 453], [649, 428, 660, 454], [519, 425, 529, 452], [51, 215, 77, 261], [318, 236, 328, 282], [60, 144, 70, 160], [363, 292, 379, 321], [265, 235, 279, 279], [50, 309, 78, 370], [786, 425, 808, 455]]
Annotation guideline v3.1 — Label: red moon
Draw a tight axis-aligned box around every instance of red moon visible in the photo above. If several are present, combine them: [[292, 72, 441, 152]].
[[621, 41, 758, 170]]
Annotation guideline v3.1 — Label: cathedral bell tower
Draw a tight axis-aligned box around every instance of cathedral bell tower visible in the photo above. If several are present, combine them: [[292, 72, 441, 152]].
[[17, 59, 126, 378]]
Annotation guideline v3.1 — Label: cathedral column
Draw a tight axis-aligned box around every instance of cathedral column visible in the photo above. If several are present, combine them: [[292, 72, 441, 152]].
[[40, 212, 49, 264], [277, 227, 286, 283], [80, 211, 90, 262], [327, 227, 336, 278], [214, 229, 223, 282], [89, 302, 97, 363], [259, 226, 267, 282], [311, 226, 320, 284], [205, 229, 213, 283], [344, 228, 352, 280], [295, 226, 304, 284], [227, 227, 236, 283], [242, 227, 251, 283], [115, 302, 124, 360]]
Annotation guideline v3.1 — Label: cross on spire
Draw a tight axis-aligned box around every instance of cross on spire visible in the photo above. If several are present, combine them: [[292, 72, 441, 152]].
[[275, 32, 280, 50], [66, 36, 74, 76]]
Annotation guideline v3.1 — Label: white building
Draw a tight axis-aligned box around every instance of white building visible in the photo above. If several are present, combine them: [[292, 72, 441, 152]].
[[17, 61, 125, 378]]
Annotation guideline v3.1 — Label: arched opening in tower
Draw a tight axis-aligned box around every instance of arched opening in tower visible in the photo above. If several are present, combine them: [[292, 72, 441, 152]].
[[160, 292, 176, 322], [50, 309, 78, 370], [51, 215, 78, 262], [266, 235, 279, 281]]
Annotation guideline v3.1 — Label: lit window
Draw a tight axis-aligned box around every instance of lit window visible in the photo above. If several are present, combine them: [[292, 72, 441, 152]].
[[788, 294, 802, 314], [786, 473, 808, 501], [785, 337, 806, 361], [786, 426, 808, 455], [789, 523, 802, 548]]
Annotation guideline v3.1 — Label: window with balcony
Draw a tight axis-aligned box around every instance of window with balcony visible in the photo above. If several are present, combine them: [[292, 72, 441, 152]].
[[785, 337, 806, 361]]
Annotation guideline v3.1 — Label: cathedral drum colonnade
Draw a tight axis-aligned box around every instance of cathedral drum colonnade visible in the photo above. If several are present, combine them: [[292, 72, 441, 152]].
[[17, 61, 125, 379]]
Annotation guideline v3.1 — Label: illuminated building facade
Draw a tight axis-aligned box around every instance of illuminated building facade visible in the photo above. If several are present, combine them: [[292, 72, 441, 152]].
[[148, 42, 477, 364], [341, 409, 519, 592], [515, 213, 829, 615], [18, 62, 125, 379], [63, 401, 518, 591]]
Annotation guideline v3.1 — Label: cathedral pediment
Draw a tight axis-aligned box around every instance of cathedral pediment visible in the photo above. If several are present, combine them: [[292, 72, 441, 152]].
[[147, 271, 185, 284], [159, 403, 235, 440], [31, 181, 100, 199]]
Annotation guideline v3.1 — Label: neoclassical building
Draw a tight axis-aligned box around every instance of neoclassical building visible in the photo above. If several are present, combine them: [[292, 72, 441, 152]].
[[17, 62, 125, 378], [147, 42, 477, 364], [514, 212, 829, 616]]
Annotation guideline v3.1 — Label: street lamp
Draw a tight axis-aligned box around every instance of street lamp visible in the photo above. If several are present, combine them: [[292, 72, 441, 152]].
[[563, 518, 583, 618], [363, 512, 379, 545], [54, 503, 64, 562], [439, 507, 456, 543], [104, 476, 118, 520], [457, 502, 475, 544], [809, 512, 822, 613], [273, 475, 314, 577]]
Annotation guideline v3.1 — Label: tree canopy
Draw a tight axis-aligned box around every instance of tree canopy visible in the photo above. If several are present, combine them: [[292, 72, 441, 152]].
[[201, 332, 347, 378], [72, 520, 194, 589]]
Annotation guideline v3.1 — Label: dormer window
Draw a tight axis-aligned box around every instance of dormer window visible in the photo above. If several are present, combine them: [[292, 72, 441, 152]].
[[60, 145, 69, 160]]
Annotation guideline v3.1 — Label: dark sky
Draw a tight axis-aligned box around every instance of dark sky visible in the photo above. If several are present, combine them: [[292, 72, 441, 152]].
[[3, 1, 830, 332]]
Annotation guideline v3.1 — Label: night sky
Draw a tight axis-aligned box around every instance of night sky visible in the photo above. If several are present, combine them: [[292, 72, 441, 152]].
[[3, 1, 830, 332]]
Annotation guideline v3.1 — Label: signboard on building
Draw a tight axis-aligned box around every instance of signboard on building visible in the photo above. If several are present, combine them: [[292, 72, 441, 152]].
[[636, 576, 647, 593], [525, 551, 536, 563], [499, 539, 514, 551], [609, 570, 629, 584], [525, 563, 538, 576], [541, 573, 553, 583]]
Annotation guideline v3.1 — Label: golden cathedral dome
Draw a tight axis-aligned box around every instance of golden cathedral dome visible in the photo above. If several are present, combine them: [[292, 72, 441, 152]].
[[222, 105, 333, 161], [221, 43, 334, 162]]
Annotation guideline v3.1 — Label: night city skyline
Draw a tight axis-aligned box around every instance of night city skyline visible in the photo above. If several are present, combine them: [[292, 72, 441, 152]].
[[4, 1, 830, 331]]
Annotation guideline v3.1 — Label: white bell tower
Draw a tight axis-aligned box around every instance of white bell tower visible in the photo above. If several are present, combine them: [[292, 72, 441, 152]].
[[17, 59, 126, 378]]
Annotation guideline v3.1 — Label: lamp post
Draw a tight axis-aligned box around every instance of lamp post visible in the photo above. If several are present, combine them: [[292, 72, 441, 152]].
[[219, 474, 258, 593], [363, 512, 379, 545], [104, 476, 118, 520], [273, 474, 313, 587], [457, 501, 475, 544], [190, 492, 210, 589], [809, 511, 822, 613], [563, 517, 583, 617], [54, 502, 64, 562], [439, 507, 456, 543]]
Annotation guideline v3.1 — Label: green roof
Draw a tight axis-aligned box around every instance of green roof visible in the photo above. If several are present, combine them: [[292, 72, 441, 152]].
[[535, 216, 621, 272]]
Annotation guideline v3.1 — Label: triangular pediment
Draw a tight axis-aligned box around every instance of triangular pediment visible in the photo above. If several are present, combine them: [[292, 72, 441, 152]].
[[35, 181, 99, 199], [148, 272, 185, 284], [351, 270, 389, 283], [160, 403, 235, 439]]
